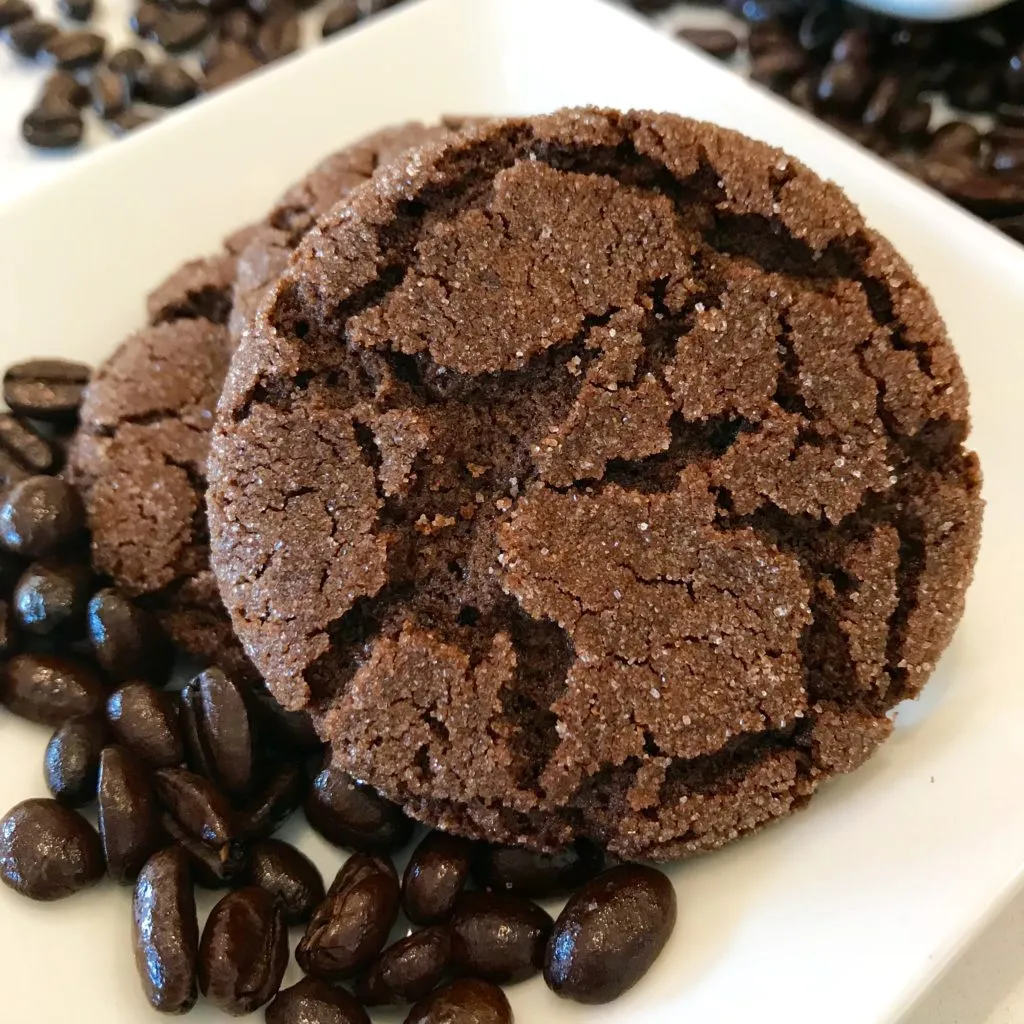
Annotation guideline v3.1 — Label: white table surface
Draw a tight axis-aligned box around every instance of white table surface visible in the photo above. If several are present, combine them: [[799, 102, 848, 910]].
[[2, 1, 1022, 1021]]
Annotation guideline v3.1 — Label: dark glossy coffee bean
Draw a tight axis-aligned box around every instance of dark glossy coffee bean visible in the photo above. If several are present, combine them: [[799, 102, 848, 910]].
[[42, 29, 105, 68], [4, 17, 59, 58], [860, 73, 901, 131], [988, 139, 1024, 175], [255, 10, 297, 61], [21, 101, 83, 149], [474, 842, 603, 900], [1, 653, 105, 725], [39, 69, 89, 110], [130, 0, 158, 34], [816, 58, 874, 114], [163, 813, 243, 887], [354, 925, 451, 1006], [749, 45, 806, 89], [0, 599, 17, 658], [109, 107, 158, 135], [267, 978, 371, 1024], [106, 682, 183, 768], [1005, 46, 1024, 104], [133, 846, 198, 1013], [831, 27, 871, 64], [927, 121, 983, 160], [240, 762, 307, 841], [219, 7, 255, 43], [797, 3, 842, 52], [0, 476, 84, 557], [305, 763, 413, 853], [0, 414, 58, 475], [13, 560, 91, 635], [247, 838, 324, 925], [199, 887, 288, 1014], [88, 588, 169, 681], [402, 830, 474, 925], [201, 46, 259, 90], [107, 44, 145, 84], [179, 667, 254, 797], [449, 890, 552, 985], [44, 714, 105, 805], [149, 7, 210, 52], [321, 0, 358, 37], [0, 798, 103, 900], [0, 451, 30, 499], [894, 99, 931, 145], [997, 102, 1024, 129], [297, 853, 400, 980], [98, 745, 163, 883], [404, 979, 511, 1024], [676, 27, 738, 60], [544, 864, 676, 1004], [136, 58, 196, 105], [57, 0, 93, 20], [90, 65, 129, 117], [5, 359, 89, 422], [0, 0, 32, 28], [153, 766, 245, 875]]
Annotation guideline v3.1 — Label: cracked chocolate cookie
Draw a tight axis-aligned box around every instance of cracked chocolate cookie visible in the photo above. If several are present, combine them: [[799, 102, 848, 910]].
[[208, 108, 982, 860]]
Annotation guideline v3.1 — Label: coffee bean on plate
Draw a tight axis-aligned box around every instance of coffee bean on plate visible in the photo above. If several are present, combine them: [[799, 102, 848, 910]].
[[0, 476, 84, 557], [267, 978, 371, 1024], [57, 0, 94, 21], [130, 1, 159, 36], [107, 44, 145, 84], [450, 890, 552, 985], [0, 798, 103, 900], [353, 925, 451, 1006], [0, 414, 58, 475], [22, 101, 84, 150], [321, 0, 358, 38], [88, 588, 169, 681], [199, 887, 288, 1015], [13, 560, 91, 635], [3, 18, 59, 59], [296, 853, 400, 980], [246, 838, 325, 925], [473, 841, 603, 900], [927, 121, 983, 161], [218, 8, 255, 43], [41, 29, 105, 69], [106, 682, 183, 768], [1, 653, 105, 725], [240, 762, 307, 842], [98, 745, 163, 883], [749, 45, 807, 89], [148, 7, 211, 52], [132, 846, 198, 1014], [404, 979, 512, 1024], [136, 59, 196, 106], [3, 359, 89, 422], [255, 10, 298, 61], [44, 714, 106, 806], [676, 27, 738, 61], [0, 0, 32, 28], [90, 65, 129, 118], [304, 762, 413, 853], [201, 46, 260, 90], [109, 107, 158, 135], [544, 863, 676, 1004], [402, 829, 475, 925]]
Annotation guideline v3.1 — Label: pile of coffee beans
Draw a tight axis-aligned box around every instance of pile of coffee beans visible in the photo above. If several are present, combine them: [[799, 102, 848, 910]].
[[0, 0, 407, 150], [0, 356, 677, 1019], [631, 0, 1024, 245]]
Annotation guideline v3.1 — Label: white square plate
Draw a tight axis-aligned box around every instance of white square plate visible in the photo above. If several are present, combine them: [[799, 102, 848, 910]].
[[1, 1, 1022, 1022]]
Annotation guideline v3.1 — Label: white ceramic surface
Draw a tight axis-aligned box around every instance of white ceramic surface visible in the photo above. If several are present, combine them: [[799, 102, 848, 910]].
[[848, 0, 1009, 21], [1, 1, 1022, 1022]]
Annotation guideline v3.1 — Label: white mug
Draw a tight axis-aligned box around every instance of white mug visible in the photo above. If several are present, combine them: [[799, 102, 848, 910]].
[[851, 0, 1009, 20]]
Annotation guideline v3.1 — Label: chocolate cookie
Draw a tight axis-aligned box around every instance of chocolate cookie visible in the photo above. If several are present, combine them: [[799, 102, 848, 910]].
[[210, 108, 979, 860]]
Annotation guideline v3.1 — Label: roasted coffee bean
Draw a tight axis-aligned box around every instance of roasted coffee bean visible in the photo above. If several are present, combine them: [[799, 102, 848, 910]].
[[404, 979, 511, 1024], [894, 99, 931, 144], [816, 58, 874, 114], [3, 17, 59, 58], [927, 120, 983, 160], [163, 813, 243, 887], [201, 47, 260, 90], [321, 0, 358, 37], [988, 139, 1024, 175], [831, 27, 872, 64], [0, 798, 103, 900], [0, 414, 58, 475], [13, 560, 91, 635], [0, 0, 32, 28], [544, 864, 676, 1004], [240, 762, 307, 841], [1005, 45, 1024, 103], [297, 853, 400, 980], [88, 588, 169, 681], [797, 3, 843, 52], [268, 978, 371, 1024], [136, 58, 196, 105], [90, 65, 129, 117], [107, 44, 145, 84], [0, 550, 21, 596], [676, 27, 738, 60], [44, 714, 106, 806], [133, 846, 198, 1014], [997, 102, 1024, 129], [106, 682, 183, 768], [41, 29, 105, 68], [474, 842, 603, 900], [98, 745, 163, 883], [353, 926, 451, 1006], [0, 598, 17, 657], [4, 359, 89, 422], [149, 7, 211, 52], [247, 838, 325, 925], [0, 451, 30, 499], [109, 107, 157, 135], [153, 766, 245, 874], [218, 7, 255, 43], [860, 74, 901, 131], [21, 101, 82, 149], [450, 891, 552, 985], [749, 45, 806, 89], [199, 887, 288, 1014], [305, 762, 413, 853], [1, 653, 105, 725], [57, 0, 93, 20], [130, 0, 159, 35], [948, 66, 998, 113], [179, 667, 254, 797], [0, 476, 84, 557], [402, 830, 475, 925], [255, 10, 298, 61], [746, 20, 790, 58], [39, 69, 89, 110]]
